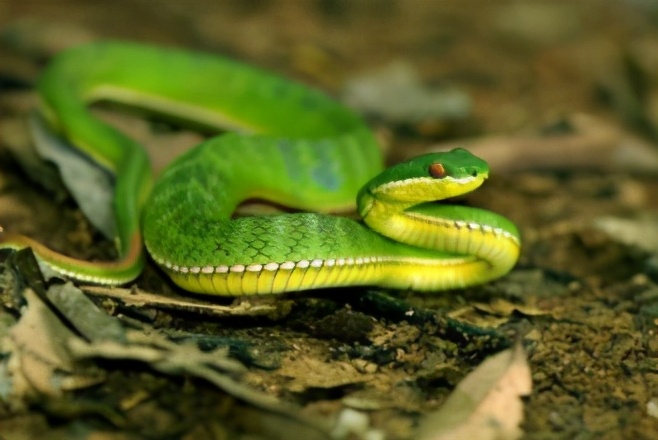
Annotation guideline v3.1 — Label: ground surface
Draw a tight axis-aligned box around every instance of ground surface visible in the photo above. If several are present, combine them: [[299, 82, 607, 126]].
[[2, 1, 658, 439]]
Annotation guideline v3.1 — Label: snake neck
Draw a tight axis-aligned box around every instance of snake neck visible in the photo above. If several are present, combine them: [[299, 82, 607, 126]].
[[359, 192, 521, 282], [359, 195, 428, 250]]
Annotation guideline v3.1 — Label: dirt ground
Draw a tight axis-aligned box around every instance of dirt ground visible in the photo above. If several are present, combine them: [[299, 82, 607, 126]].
[[2, 1, 658, 439]]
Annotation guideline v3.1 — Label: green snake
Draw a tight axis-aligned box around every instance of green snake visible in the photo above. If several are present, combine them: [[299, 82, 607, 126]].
[[0, 41, 520, 295]]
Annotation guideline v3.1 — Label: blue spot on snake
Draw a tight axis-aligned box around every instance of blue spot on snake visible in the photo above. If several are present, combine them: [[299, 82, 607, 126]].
[[277, 139, 302, 183], [312, 140, 341, 190], [277, 138, 341, 190]]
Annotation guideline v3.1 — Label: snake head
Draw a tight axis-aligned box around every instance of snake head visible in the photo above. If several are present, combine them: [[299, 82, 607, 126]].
[[357, 148, 489, 215]]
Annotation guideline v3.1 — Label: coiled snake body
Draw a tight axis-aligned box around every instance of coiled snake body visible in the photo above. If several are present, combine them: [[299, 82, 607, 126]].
[[0, 42, 520, 295]]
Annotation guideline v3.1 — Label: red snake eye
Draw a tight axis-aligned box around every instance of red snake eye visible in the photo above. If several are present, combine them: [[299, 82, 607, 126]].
[[429, 162, 446, 178]]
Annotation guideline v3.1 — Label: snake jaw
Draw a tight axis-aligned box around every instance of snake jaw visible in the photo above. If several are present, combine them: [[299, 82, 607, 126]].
[[370, 174, 486, 205]]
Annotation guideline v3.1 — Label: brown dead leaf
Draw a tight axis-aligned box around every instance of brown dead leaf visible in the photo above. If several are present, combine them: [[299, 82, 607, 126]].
[[594, 214, 658, 254], [342, 61, 471, 124], [417, 344, 532, 440], [3, 289, 103, 408]]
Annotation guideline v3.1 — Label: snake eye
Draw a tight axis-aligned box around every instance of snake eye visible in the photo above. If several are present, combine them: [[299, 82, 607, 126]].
[[429, 162, 446, 178]]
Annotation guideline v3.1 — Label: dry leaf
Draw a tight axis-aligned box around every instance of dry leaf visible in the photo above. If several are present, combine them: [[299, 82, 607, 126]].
[[2, 289, 103, 408], [593, 214, 658, 254], [46, 282, 126, 342], [342, 61, 471, 124], [28, 111, 115, 239], [417, 344, 532, 440], [1, 283, 332, 438]]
